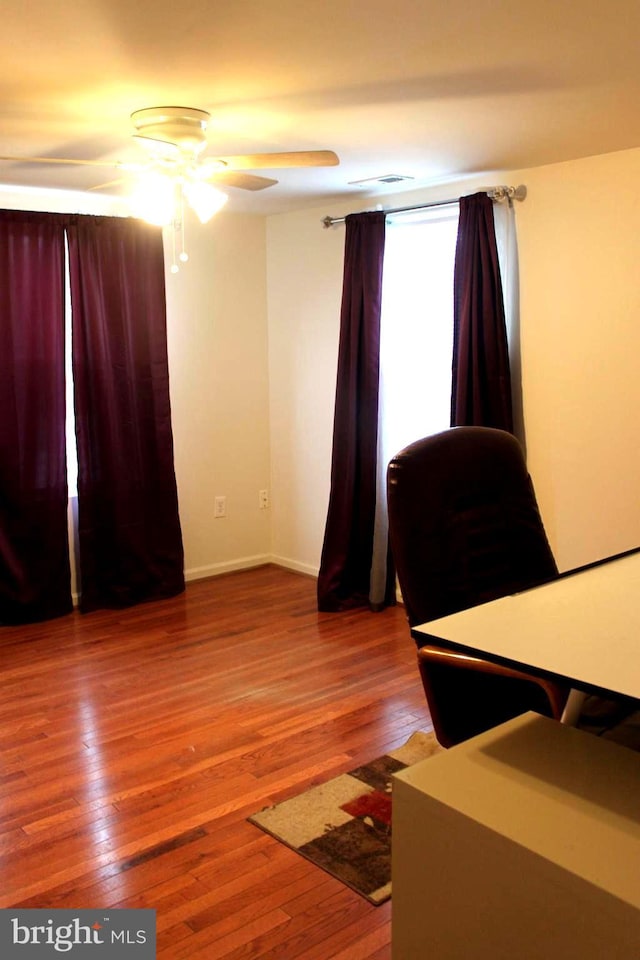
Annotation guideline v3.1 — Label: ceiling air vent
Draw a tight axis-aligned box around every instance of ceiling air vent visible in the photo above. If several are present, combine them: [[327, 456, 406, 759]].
[[348, 174, 415, 187]]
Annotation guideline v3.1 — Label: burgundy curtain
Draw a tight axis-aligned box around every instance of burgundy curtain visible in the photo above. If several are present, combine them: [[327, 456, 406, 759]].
[[0, 210, 72, 623], [451, 193, 513, 432], [66, 215, 184, 612], [317, 211, 392, 611]]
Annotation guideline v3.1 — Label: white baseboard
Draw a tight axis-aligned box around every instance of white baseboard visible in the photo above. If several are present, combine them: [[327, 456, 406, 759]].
[[185, 553, 319, 583], [268, 554, 319, 578], [184, 554, 272, 582], [69, 554, 317, 603]]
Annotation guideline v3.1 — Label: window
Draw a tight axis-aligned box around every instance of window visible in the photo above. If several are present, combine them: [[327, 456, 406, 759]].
[[378, 205, 459, 468]]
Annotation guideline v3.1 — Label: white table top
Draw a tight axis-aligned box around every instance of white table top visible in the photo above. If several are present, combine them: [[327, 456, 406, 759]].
[[411, 548, 640, 701]]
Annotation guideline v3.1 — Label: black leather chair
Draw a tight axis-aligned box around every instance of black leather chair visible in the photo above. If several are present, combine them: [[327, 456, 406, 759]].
[[387, 426, 570, 748]]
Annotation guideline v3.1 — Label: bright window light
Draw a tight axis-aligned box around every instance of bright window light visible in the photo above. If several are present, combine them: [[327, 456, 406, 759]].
[[379, 206, 459, 467]]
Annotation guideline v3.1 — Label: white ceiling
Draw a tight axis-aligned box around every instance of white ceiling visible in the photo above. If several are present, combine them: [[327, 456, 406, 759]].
[[2, 0, 640, 215]]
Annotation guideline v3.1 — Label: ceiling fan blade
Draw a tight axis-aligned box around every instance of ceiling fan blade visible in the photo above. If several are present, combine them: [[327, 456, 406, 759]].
[[88, 177, 129, 192], [209, 170, 278, 191], [0, 155, 123, 168], [214, 150, 339, 171]]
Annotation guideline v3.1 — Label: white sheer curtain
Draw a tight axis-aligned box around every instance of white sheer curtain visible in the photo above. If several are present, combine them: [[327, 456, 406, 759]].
[[370, 206, 459, 606], [493, 199, 524, 446]]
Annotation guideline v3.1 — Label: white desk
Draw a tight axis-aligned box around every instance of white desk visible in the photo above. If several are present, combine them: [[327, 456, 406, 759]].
[[411, 548, 640, 702]]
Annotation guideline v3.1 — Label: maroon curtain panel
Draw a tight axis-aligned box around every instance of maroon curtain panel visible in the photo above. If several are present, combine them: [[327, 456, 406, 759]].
[[317, 211, 389, 611], [0, 210, 72, 623], [451, 193, 513, 432], [66, 215, 185, 612]]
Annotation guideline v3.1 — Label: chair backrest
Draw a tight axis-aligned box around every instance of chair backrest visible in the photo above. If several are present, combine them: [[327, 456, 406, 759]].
[[387, 427, 558, 633]]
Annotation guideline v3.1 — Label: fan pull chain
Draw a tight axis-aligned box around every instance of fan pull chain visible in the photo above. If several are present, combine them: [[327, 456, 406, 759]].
[[170, 219, 179, 274], [179, 185, 189, 265], [169, 184, 190, 273]]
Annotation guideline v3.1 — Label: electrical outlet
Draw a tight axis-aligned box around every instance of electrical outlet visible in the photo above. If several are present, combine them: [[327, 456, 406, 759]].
[[214, 495, 226, 518], [259, 489, 269, 509]]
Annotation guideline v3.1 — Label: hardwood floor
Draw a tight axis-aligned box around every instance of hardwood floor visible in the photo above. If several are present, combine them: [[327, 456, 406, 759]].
[[0, 564, 431, 958]]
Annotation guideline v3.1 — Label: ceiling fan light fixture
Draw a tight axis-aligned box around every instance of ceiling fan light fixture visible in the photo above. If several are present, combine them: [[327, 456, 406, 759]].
[[129, 171, 176, 226], [183, 180, 228, 223], [191, 157, 228, 179]]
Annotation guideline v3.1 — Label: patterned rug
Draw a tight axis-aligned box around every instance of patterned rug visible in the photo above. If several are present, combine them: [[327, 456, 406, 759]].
[[248, 730, 441, 904]]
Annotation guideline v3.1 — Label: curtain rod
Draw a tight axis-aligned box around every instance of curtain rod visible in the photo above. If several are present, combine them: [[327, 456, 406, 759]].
[[321, 184, 527, 228]]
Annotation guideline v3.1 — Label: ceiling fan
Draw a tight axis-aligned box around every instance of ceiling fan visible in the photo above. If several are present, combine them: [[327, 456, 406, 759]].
[[0, 106, 339, 269], [0, 105, 339, 193]]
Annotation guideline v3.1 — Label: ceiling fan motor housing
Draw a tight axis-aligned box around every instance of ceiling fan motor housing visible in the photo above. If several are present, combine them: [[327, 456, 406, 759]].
[[130, 106, 210, 156]]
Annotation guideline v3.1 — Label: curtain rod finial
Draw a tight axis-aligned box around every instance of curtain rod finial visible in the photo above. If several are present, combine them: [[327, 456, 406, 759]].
[[489, 184, 527, 203]]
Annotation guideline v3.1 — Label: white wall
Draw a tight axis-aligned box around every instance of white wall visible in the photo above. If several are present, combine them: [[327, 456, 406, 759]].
[[266, 152, 640, 576], [164, 209, 271, 580], [511, 148, 640, 570], [265, 206, 345, 574]]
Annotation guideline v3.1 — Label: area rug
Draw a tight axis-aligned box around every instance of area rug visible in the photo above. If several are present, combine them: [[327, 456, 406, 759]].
[[248, 730, 441, 904]]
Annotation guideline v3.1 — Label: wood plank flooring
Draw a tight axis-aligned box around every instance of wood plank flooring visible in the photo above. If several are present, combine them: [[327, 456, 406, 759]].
[[0, 564, 431, 958]]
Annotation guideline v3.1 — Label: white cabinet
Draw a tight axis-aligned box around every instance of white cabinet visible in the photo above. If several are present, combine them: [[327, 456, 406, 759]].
[[392, 712, 640, 959]]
